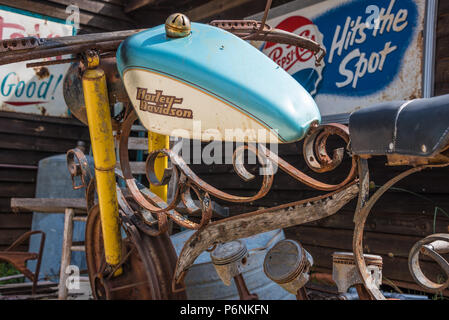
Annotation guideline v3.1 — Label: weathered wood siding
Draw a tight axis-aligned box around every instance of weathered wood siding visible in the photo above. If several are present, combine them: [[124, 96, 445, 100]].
[[0, 0, 136, 33], [0, 111, 89, 251], [435, 0, 449, 96]]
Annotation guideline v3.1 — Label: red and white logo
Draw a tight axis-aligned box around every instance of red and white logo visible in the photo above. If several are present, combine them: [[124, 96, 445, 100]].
[[262, 16, 325, 96]]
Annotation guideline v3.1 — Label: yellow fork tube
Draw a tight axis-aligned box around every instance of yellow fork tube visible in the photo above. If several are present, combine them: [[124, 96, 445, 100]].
[[148, 132, 169, 201], [83, 55, 122, 272]]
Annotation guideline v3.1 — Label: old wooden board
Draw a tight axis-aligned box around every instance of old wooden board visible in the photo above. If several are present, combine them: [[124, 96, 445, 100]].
[[10, 198, 87, 213], [187, 0, 255, 21], [435, 0, 449, 95], [174, 183, 359, 283]]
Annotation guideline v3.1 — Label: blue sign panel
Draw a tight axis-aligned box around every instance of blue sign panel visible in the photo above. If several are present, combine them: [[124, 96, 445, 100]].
[[262, 0, 425, 116]]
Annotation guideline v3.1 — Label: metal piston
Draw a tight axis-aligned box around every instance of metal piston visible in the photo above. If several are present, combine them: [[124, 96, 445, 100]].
[[210, 240, 258, 300], [332, 252, 383, 294], [210, 240, 249, 286], [263, 239, 313, 296]]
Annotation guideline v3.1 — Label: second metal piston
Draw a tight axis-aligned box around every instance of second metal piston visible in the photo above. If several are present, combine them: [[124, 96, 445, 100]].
[[332, 252, 383, 294], [263, 239, 313, 295]]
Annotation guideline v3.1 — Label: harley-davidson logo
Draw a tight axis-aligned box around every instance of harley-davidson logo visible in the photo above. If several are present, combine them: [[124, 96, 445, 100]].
[[136, 87, 193, 119]]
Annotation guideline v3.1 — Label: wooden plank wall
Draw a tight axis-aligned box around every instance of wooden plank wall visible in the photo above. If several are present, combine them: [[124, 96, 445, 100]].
[[126, 0, 293, 30], [0, 0, 136, 33], [0, 111, 89, 251], [435, 0, 449, 95]]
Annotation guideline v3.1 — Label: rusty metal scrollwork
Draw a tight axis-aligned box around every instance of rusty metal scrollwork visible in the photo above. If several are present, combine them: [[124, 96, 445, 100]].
[[116, 110, 358, 236], [352, 158, 449, 300], [408, 233, 449, 293], [66, 148, 96, 211]]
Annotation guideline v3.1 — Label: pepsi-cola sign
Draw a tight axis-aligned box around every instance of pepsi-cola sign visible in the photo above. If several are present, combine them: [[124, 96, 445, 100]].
[[260, 0, 426, 117], [263, 16, 325, 96]]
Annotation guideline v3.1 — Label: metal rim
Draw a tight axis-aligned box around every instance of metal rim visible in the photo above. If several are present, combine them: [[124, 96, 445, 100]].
[[408, 234, 449, 292], [85, 204, 186, 300]]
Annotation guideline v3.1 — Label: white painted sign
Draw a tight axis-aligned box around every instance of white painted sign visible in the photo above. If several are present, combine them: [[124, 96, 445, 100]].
[[0, 7, 74, 117]]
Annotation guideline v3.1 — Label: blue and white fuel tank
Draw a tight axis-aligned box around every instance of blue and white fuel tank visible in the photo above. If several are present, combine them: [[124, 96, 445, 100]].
[[116, 14, 320, 143]]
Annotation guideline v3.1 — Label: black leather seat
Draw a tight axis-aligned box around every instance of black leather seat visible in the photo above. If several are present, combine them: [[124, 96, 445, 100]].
[[349, 94, 449, 157]]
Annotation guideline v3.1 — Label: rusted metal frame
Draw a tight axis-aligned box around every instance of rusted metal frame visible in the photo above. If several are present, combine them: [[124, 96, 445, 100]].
[[209, 0, 325, 67], [121, 223, 161, 299], [85, 205, 163, 300], [66, 148, 97, 212], [0, 29, 146, 66], [0, 40, 123, 67], [210, 21, 326, 66], [258, 0, 273, 35], [26, 52, 117, 69], [115, 181, 187, 239], [245, 30, 326, 66], [166, 143, 275, 203], [144, 149, 212, 221], [0, 5, 325, 68], [119, 111, 272, 230], [233, 274, 259, 300], [296, 287, 309, 300], [209, 0, 273, 39], [303, 123, 354, 174], [352, 158, 449, 300], [179, 181, 213, 226], [408, 233, 449, 292], [115, 166, 206, 231], [312, 127, 346, 172], [118, 111, 168, 235], [1, 230, 45, 295], [162, 123, 354, 200], [210, 20, 272, 36], [355, 284, 373, 300], [86, 179, 97, 212], [119, 111, 358, 237], [0, 164, 38, 170], [173, 182, 360, 284], [26, 57, 79, 68], [119, 111, 211, 231], [67, 148, 93, 191], [259, 125, 357, 192], [66, 120, 192, 234], [115, 167, 162, 225], [0, 37, 44, 53]]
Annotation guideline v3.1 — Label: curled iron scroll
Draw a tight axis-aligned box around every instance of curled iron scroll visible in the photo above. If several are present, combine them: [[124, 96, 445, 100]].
[[353, 159, 449, 300], [66, 148, 96, 211], [409, 234, 449, 292], [118, 110, 358, 234]]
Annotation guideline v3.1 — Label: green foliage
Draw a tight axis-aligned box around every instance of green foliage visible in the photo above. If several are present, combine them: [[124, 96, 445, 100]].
[[0, 262, 25, 285]]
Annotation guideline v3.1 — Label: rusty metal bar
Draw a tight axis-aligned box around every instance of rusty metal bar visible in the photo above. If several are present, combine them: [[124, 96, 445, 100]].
[[0, 164, 38, 170]]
